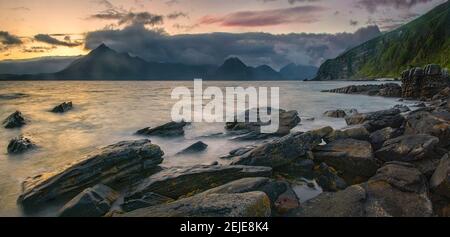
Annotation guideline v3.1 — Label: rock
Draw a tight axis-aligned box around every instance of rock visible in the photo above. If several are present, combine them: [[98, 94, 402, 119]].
[[369, 127, 403, 150], [202, 177, 299, 215], [401, 65, 449, 99], [59, 184, 119, 217], [51, 101, 73, 113], [231, 127, 333, 168], [432, 87, 450, 100], [290, 162, 433, 217], [176, 141, 208, 155], [322, 83, 401, 97], [430, 153, 450, 198], [220, 145, 256, 159], [393, 104, 411, 113], [323, 110, 346, 118], [126, 165, 272, 201], [412, 102, 426, 108], [117, 192, 271, 217], [7, 136, 37, 154], [404, 110, 450, 147], [314, 139, 379, 182], [18, 139, 164, 210], [412, 158, 441, 178], [345, 108, 404, 132], [121, 193, 174, 213], [375, 134, 439, 162], [2, 111, 26, 129], [136, 121, 188, 137], [325, 125, 370, 143], [315, 163, 347, 192], [225, 108, 301, 136]]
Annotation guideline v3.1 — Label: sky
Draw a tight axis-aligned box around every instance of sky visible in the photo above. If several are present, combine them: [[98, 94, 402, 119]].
[[0, 0, 447, 68]]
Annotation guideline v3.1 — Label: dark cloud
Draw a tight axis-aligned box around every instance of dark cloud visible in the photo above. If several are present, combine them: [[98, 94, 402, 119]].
[[21, 46, 56, 53], [34, 34, 82, 47], [90, 9, 164, 26], [165, 0, 180, 6], [356, 0, 434, 13], [350, 20, 359, 26], [0, 31, 23, 45], [85, 24, 381, 68], [167, 11, 189, 20], [199, 6, 327, 27]]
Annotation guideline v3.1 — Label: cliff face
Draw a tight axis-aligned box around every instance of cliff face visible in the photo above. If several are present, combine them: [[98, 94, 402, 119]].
[[314, 1, 450, 81], [401, 64, 450, 99]]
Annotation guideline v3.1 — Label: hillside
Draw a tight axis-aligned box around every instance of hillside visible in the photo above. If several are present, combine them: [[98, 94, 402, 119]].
[[314, 1, 450, 80]]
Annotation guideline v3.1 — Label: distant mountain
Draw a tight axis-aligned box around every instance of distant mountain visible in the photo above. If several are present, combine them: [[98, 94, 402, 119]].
[[279, 63, 318, 80], [314, 1, 450, 80], [0, 56, 79, 74], [212, 57, 283, 80]]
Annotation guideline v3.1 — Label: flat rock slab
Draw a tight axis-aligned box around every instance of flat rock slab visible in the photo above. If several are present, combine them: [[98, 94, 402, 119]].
[[117, 192, 271, 217], [404, 110, 450, 147], [375, 134, 439, 162], [126, 165, 272, 201], [137, 121, 188, 137], [18, 139, 164, 210], [345, 108, 404, 132]]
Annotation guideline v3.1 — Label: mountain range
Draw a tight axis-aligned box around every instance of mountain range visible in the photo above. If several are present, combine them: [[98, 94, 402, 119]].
[[0, 44, 317, 81], [314, 0, 450, 80]]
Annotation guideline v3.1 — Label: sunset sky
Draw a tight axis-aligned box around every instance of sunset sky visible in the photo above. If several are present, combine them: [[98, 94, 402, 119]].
[[0, 0, 447, 63]]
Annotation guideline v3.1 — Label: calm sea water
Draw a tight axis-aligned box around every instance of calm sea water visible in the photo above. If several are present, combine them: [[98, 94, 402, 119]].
[[0, 80, 410, 216]]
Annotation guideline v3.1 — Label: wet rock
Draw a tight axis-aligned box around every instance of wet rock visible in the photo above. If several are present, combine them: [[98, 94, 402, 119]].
[[369, 127, 403, 150], [315, 163, 347, 192], [325, 125, 370, 143], [322, 83, 401, 97], [345, 108, 404, 132], [220, 145, 256, 159], [18, 139, 164, 210], [393, 104, 411, 113], [59, 184, 119, 217], [137, 121, 188, 137], [323, 109, 346, 118], [225, 108, 300, 136], [7, 136, 37, 154], [176, 141, 208, 155], [430, 153, 450, 198], [2, 111, 26, 129], [231, 127, 333, 168], [117, 192, 271, 217], [51, 101, 73, 113], [412, 102, 426, 108], [404, 110, 450, 147], [432, 87, 450, 101], [121, 192, 174, 213], [126, 165, 272, 201], [401, 64, 449, 99], [314, 139, 379, 181], [375, 134, 439, 162]]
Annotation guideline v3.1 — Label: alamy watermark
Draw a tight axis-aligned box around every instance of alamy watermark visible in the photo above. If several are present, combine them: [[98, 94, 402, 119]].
[[171, 79, 280, 133]]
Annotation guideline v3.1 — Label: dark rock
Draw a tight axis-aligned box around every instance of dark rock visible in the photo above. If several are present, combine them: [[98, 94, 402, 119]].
[[121, 192, 174, 213], [404, 110, 450, 147], [393, 104, 411, 113], [126, 165, 272, 201], [117, 192, 272, 217], [7, 136, 37, 154], [322, 83, 401, 97], [369, 127, 403, 150], [59, 184, 119, 217], [375, 134, 439, 162], [324, 125, 370, 143], [401, 65, 450, 99], [18, 139, 164, 210], [345, 108, 404, 132], [412, 102, 426, 108], [176, 141, 208, 155], [314, 139, 379, 182], [412, 158, 441, 178], [315, 163, 347, 192], [0, 93, 29, 100], [231, 127, 333, 168], [430, 153, 450, 198], [137, 121, 188, 137], [220, 146, 256, 159], [323, 110, 346, 118], [51, 102, 73, 113], [2, 111, 26, 129]]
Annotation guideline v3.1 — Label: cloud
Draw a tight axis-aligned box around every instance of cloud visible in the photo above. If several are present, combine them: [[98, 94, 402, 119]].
[[350, 20, 359, 26], [9, 6, 30, 11], [167, 11, 189, 20], [199, 5, 327, 27], [84, 24, 381, 68], [90, 9, 164, 26], [356, 0, 434, 13], [34, 34, 82, 47], [0, 31, 23, 45], [260, 0, 321, 4]]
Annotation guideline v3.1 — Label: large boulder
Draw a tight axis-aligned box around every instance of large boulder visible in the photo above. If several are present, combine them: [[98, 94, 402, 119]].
[[51, 102, 73, 113], [430, 153, 450, 198], [231, 127, 333, 168], [369, 127, 403, 150], [176, 141, 208, 155], [18, 139, 164, 210], [323, 109, 346, 118], [313, 139, 379, 182], [59, 184, 119, 217], [136, 121, 188, 137], [345, 108, 404, 132], [324, 125, 370, 143], [117, 192, 271, 217], [121, 192, 174, 213], [290, 162, 433, 217], [315, 163, 347, 192], [7, 136, 37, 154], [375, 134, 439, 162], [2, 111, 26, 129], [404, 110, 450, 148], [125, 165, 272, 201]]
